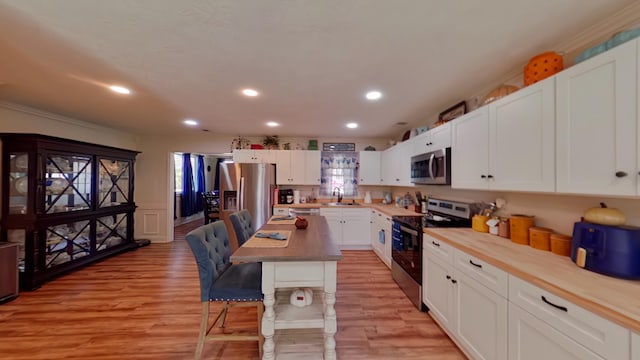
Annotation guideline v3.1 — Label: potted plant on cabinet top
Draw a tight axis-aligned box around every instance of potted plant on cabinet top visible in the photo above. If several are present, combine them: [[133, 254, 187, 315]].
[[263, 135, 280, 150]]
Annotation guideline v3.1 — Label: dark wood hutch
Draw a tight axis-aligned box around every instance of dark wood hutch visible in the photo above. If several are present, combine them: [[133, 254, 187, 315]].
[[0, 133, 139, 290]]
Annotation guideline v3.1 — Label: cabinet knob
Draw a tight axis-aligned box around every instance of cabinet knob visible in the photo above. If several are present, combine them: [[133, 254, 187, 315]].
[[615, 171, 628, 178], [446, 275, 451, 280], [487, 174, 494, 179], [480, 175, 487, 179], [451, 279, 457, 284]]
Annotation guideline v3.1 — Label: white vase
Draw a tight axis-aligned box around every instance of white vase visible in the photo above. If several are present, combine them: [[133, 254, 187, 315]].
[[364, 191, 372, 204]]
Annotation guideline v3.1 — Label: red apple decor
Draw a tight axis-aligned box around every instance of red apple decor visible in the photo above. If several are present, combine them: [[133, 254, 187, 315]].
[[295, 216, 308, 229]]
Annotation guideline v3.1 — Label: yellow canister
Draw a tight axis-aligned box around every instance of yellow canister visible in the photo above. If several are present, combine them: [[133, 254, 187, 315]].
[[509, 215, 535, 245], [472, 215, 490, 233]]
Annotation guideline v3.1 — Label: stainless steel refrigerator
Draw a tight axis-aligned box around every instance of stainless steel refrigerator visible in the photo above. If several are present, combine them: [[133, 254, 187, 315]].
[[218, 162, 276, 236]]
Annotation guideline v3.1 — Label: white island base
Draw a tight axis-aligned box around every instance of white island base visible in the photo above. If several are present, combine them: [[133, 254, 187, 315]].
[[261, 261, 338, 360]]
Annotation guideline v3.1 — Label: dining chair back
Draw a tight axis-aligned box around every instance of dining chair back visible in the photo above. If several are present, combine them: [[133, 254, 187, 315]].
[[229, 209, 255, 247], [185, 220, 263, 359]]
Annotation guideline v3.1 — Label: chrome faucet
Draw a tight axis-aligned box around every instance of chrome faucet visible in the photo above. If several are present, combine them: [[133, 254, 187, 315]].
[[332, 187, 343, 203]]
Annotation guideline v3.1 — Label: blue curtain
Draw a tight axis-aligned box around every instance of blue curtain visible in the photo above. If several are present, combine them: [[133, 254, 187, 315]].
[[181, 153, 197, 217], [196, 155, 205, 211]]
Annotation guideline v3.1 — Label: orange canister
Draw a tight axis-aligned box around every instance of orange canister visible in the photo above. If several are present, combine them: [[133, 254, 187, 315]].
[[550, 234, 572, 257], [529, 227, 553, 251], [472, 215, 489, 233], [509, 215, 535, 245]]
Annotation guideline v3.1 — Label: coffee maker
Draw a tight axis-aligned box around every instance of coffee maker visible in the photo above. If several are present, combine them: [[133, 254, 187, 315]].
[[279, 189, 294, 204]]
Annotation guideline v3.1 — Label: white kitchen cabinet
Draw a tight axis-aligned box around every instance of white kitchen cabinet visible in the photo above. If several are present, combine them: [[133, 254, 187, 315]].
[[454, 270, 507, 360], [233, 149, 276, 163], [509, 275, 629, 359], [508, 303, 605, 360], [275, 150, 320, 185], [273, 207, 289, 216], [451, 107, 490, 189], [632, 332, 639, 360], [381, 141, 413, 186], [304, 150, 321, 185], [413, 122, 452, 156], [319, 208, 370, 249], [423, 250, 456, 330], [423, 244, 508, 360], [556, 39, 638, 196], [370, 210, 391, 268], [452, 77, 555, 192], [358, 151, 381, 185]]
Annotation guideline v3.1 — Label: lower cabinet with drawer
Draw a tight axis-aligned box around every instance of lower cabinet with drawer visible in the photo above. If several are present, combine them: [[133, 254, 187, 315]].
[[509, 275, 630, 360], [423, 242, 508, 360]]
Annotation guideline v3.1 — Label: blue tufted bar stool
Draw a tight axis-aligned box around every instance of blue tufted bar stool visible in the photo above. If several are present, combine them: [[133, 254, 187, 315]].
[[185, 220, 263, 359], [229, 209, 255, 247]]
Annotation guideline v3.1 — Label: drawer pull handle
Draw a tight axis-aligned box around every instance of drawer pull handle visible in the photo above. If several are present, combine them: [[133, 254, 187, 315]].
[[469, 260, 482, 268], [541, 295, 568, 312], [432, 241, 440, 247]]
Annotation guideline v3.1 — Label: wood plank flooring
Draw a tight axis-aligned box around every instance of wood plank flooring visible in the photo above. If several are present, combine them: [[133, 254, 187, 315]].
[[0, 220, 465, 359]]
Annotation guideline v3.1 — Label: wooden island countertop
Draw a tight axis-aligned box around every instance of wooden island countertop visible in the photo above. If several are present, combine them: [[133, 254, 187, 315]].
[[231, 215, 343, 263], [424, 228, 640, 333]]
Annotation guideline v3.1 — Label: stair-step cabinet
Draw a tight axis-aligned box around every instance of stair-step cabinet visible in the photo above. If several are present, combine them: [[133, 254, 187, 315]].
[[0, 134, 139, 290]]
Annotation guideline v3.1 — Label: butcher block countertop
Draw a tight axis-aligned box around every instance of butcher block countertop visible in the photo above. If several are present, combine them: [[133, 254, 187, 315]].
[[231, 215, 343, 263], [424, 228, 640, 333], [275, 202, 420, 216]]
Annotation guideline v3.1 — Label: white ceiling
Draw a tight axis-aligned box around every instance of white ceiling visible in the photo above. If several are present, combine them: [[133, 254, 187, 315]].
[[0, 0, 634, 139]]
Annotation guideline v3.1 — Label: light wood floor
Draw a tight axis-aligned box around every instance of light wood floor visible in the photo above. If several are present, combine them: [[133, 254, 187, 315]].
[[0, 220, 465, 360]]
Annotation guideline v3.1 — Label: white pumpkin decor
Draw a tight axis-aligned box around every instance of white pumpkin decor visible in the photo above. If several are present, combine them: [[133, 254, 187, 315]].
[[289, 288, 313, 307]]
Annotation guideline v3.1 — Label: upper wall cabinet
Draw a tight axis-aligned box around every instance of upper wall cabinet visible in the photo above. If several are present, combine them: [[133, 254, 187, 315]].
[[413, 122, 451, 156], [232, 149, 276, 164], [556, 39, 638, 196], [381, 141, 413, 187], [275, 150, 320, 185], [452, 77, 555, 192], [358, 151, 381, 185]]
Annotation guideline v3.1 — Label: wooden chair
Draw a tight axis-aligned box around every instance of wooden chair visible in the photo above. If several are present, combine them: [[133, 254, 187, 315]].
[[202, 191, 220, 225], [185, 220, 264, 359], [229, 209, 255, 247]]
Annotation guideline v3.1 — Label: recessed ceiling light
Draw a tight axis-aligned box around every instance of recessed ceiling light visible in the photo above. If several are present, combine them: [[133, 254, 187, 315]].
[[242, 88, 259, 97], [365, 90, 382, 101], [109, 85, 131, 95], [183, 119, 199, 126], [346, 122, 358, 129], [266, 121, 280, 127]]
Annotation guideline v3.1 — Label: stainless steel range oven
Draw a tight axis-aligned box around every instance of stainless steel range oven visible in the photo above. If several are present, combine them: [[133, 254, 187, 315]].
[[391, 198, 472, 310]]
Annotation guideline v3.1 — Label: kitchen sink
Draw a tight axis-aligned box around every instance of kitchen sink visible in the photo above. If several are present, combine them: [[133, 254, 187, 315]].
[[320, 202, 361, 206]]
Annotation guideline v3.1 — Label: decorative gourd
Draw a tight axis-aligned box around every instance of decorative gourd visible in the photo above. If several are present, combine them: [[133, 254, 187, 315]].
[[584, 202, 626, 226]]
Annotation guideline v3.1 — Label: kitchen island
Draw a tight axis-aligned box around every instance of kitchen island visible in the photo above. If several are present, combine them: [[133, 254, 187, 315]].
[[231, 215, 343, 360]]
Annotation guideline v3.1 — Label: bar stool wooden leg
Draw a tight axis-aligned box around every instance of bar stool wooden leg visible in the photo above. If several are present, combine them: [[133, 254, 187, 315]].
[[195, 302, 209, 360]]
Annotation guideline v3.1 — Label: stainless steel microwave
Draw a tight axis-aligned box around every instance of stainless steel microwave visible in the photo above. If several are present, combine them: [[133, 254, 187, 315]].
[[410, 148, 451, 185]]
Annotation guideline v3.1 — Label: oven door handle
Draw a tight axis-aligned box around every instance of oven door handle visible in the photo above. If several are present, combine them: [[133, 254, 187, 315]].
[[399, 225, 419, 237]]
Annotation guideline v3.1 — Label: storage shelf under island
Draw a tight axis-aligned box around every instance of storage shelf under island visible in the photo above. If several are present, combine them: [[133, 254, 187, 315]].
[[231, 215, 343, 360]]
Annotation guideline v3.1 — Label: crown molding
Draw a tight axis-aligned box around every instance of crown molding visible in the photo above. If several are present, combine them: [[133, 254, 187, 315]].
[[0, 101, 130, 136]]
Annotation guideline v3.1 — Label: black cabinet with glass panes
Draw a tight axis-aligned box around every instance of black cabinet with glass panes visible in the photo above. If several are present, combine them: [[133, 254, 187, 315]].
[[0, 134, 139, 290]]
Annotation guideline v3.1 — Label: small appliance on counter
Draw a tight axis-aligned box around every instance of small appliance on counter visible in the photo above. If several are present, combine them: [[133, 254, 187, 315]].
[[571, 221, 640, 280], [279, 189, 294, 204]]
